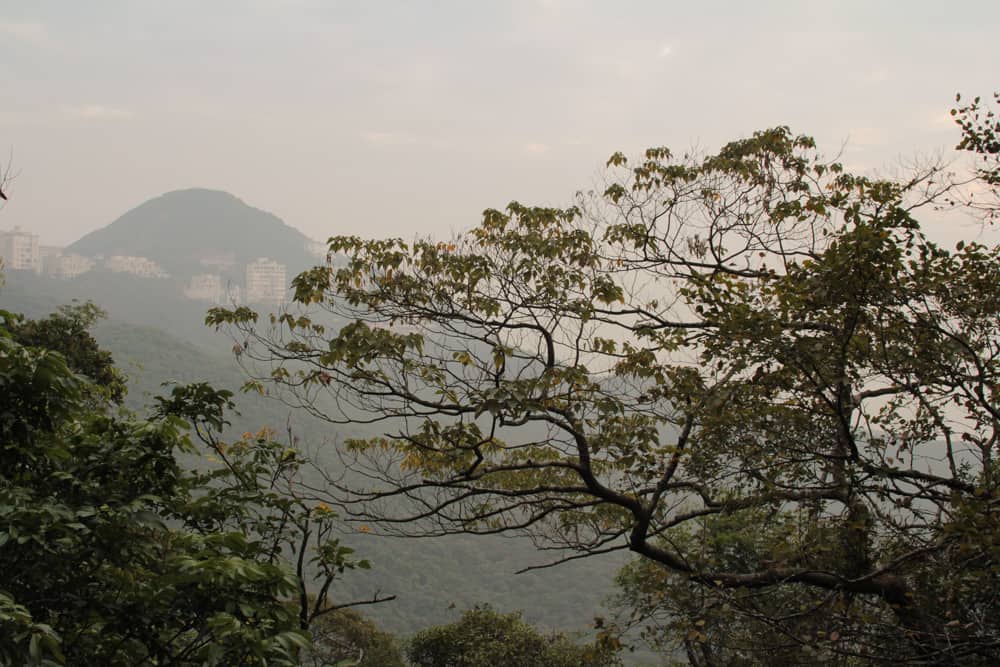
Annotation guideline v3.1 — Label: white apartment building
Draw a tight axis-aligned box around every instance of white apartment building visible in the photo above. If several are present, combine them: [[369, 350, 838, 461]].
[[245, 257, 287, 304], [52, 254, 96, 279], [0, 227, 41, 273], [184, 273, 223, 302], [104, 255, 169, 278]]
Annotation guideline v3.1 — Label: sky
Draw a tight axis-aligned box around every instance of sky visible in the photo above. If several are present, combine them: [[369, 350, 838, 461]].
[[1, 0, 998, 246]]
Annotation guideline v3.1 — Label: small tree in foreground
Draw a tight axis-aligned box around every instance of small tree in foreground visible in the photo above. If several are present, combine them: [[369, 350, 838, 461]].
[[0, 309, 307, 664], [0, 307, 391, 665], [211, 104, 1000, 663], [302, 607, 405, 667], [7, 301, 126, 403], [407, 606, 619, 667]]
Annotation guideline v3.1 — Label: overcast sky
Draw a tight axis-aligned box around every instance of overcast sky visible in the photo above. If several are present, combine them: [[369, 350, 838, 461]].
[[1, 0, 997, 246]]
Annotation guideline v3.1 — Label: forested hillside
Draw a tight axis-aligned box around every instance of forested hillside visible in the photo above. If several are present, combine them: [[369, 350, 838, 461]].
[[2, 271, 234, 352], [0, 283, 624, 640]]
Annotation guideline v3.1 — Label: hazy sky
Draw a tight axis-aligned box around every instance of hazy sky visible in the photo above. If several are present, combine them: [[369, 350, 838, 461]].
[[1, 0, 997, 246]]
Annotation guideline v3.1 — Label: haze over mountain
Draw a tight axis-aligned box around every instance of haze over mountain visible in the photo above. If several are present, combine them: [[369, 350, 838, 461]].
[[67, 188, 321, 281]]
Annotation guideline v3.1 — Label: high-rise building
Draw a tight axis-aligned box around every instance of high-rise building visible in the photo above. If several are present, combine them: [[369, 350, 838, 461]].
[[0, 227, 41, 273], [245, 257, 287, 304]]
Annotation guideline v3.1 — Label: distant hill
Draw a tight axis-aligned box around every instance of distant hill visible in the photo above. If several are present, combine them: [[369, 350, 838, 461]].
[[67, 189, 320, 282]]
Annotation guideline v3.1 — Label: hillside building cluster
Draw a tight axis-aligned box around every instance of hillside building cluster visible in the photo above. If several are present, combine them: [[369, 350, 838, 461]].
[[1, 227, 292, 305]]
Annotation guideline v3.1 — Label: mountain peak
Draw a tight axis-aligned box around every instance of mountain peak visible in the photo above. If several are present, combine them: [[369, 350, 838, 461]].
[[67, 190, 319, 280], [158, 187, 239, 200]]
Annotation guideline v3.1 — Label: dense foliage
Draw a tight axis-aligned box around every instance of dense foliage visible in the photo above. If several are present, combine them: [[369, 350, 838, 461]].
[[303, 608, 405, 667], [212, 94, 1000, 664], [6, 301, 126, 403], [407, 606, 618, 667], [0, 307, 396, 665], [0, 308, 313, 664]]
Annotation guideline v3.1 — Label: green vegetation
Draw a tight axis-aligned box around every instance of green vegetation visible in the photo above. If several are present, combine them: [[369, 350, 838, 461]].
[[0, 277, 625, 637], [0, 308, 391, 665], [1, 310, 300, 663], [304, 608, 405, 667], [6, 90, 1000, 665], [0, 303, 612, 667], [212, 93, 1000, 664], [7, 301, 126, 403], [407, 606, 619, 667]]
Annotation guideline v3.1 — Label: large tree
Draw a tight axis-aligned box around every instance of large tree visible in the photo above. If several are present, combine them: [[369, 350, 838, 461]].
[[211, 110, 1000, 663]]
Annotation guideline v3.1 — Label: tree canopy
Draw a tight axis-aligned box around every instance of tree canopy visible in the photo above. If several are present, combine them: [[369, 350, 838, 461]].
[[406, 605, 618, 667], [7, 301, 126, 403], [0, 306, 391, 665], [211, 97, 1000, 663]]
